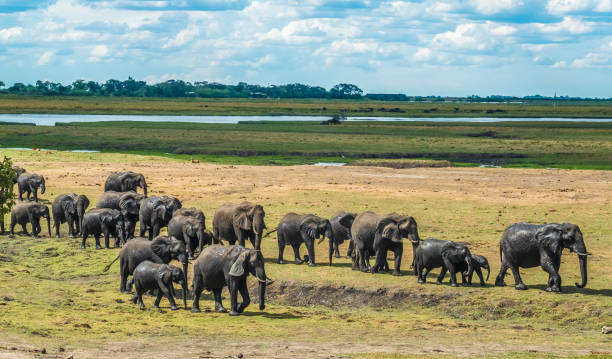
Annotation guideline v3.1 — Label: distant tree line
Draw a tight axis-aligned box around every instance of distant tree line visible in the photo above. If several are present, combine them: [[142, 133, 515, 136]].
[[0, 78, 608, 101]]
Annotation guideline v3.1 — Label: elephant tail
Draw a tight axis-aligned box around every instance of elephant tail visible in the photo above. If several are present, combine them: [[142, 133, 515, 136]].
[[262, 228, 278, 238], [499, 246, 503, 264], [103, 255, 120, 272]]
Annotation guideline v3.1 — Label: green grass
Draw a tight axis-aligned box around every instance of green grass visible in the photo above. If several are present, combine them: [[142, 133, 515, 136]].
[[1, 95, 612, 117], [1, 120, 611, 169]]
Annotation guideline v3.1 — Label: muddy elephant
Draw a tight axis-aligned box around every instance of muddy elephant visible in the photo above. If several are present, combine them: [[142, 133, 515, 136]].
[[97, 191, 143, 239], [495, 222, 589, 292], [212, 201, 266, 250], [453, 254, 490, 286], [131, 261, 187, 310], [276, 213, 335, 266], [168, 214, 214, 259], [330, 211, 356, 258], [104, 171, 147, 197], [17, 172, 46, 202], [81, 208, 126, 249], [9, 202, 51, 238], [415, 238, 473, 286], [103, 236, 188, 304], [139, 196, 182, 240], [192, 245, 272, 315]]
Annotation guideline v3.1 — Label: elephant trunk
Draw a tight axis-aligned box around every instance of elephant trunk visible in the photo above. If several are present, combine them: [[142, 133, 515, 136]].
[[485, 264, 490, 282], [46, 214, 51, 237], [40, 180, 46, 195], [252, 219, 265, 250], [255, 265, 269, 310], [182, 262, 189, 308], [326, 225, 334, 265], [140, 177, 147, 198], [572, 235, 589, 288]]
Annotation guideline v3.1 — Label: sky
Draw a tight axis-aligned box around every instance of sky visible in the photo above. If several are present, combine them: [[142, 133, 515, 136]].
[[0, 0, 611, 97]]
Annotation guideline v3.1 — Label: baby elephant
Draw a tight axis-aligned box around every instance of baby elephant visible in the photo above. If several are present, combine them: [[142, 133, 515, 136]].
[[453, 254, 490, 286], [414, 238, 473, 286], [131, 261, 187, 310]]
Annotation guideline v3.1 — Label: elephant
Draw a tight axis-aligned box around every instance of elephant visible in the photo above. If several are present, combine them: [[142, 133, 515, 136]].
[[167, 214, 214, 259], [81, 208, 126, 249], [414, 238, 473, 286], [139, 196, 182, 240], [131, 261, 187, 311], [494, 222, 589, 292], [330, 211, 356, 258], [173, 207, 205, 225], [453, 254, 490, 286], [52, 194, 78, 238], [349, 212, 419, 275], [276, 213, 335, 266], [97, 191, 143, 238], [17, 172, 46, 202], [104, 171, 148, 197], [9, 202, 51, 238], [103, 236, 188, 305], [11, 166, 26, 183], [191, 245, 272, 315], [73, 194, 90, 235], [212, 201, 266, 250]]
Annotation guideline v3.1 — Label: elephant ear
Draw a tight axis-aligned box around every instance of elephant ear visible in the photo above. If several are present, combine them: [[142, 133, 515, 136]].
[[100, 212, 113, 225], [338, 213, 355, 228], [398, 216, 415, 234], [300, 218, 319, 240], [151, 237, 172, 262], [233, 210, 252, 231], [229, 250, 249, 277], [537, 225, 563, 255], [158, 266, 171, 283], [377, 217, 397, 240], [185, 221, 195, 237]]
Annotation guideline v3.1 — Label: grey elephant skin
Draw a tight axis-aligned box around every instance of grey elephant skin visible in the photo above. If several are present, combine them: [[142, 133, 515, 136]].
[[139, 196, 182, 240], [349, 212, 419, 275], [276, 213, 335, 266], [104, 171, 148, 197], [81, 208, 126, 249], [9, 202, 51, 238], [97, 191, 143, 238], [330, 211, 356, 258], [168, 213, 213, 259], [11, 166, 26, 183], [17, 172, 46, 202], [453, 254, 490, 286], [415, 238, 473, 286], [212, 201, 266, 250], [52, 194, 90, 238], [192, 245, 272, 316], [103, 236, 188, 305], [131, 261, 187, 311], [494, 222, 589, 292]]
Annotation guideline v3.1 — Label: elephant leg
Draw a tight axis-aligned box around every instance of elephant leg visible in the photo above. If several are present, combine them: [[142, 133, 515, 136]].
[[191, 278, 203, 313], [292, 244, 304, 265], [31, 220, 39, 238], [94, 234, 102, 250], [228, 280, 240, 316], [81, 231, 88, 249], [371, 248, 385, 274], [365, 250, 372, 271], [437, 266, 447, 285], [139, 219, 146, 238], [68, 218, 76, 238], [475, 267, 485, 286], [165, 287, 178, 310], [495, 261, 509, 286], [351, 249, 359, 270], [54, 218, 61, 238], [392, 245, 402, 276], [417, 263, 425, 283], [542, 257, 562, 292], [33, 190, 38, 203], [442, 258, 458, 287], [358, 248, 368, 272], [213, 288, 227, 313], [20, 222, 29, 236], [120, 267, 129, 293], [346, 239, 354, 259], [154, 290, 163, 307], [277, 234, 285, 264], [334, 240, 341, 258], [305, 240, 316, 266], [135, 282, 145, 308], [237, 278, 250, 313], [509, 264, 527, 290]]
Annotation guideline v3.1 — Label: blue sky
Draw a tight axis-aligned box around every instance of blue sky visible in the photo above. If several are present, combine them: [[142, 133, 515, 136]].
[[0, 0, 611, 97]]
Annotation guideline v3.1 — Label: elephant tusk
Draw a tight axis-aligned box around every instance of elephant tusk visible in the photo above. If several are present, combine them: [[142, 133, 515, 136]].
[[317, 238, 325, 245], [409, 239, 420, 244], [256, 276, 267, 284], [575, 251, 591, 256]]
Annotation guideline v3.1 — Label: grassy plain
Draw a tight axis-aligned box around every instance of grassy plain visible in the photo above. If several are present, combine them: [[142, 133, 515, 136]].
[[0, 150, 610, 358], [1, 120, 612, 169], [0, 95, 612, 117]]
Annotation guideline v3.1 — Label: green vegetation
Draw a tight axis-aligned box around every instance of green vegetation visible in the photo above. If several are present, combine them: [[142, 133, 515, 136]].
[[1, 120, 611, 169], [1, 95, 612, 117], [0, 156, 15, 232]]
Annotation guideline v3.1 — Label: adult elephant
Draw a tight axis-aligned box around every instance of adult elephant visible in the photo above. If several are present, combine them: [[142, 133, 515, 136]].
[[103, 236, 188, 306], [9, 202, 51, 238], [97, 191, 143, 238], [168, 214, 214, 260], [192, 245, 272, 315], [73, 194, 90, 235], [350, 212, 417, 275], [52, 194, 78, 238], [494, 222, 589, 292], [276, 213, 335, 266], [17, 172, 46, 202], [81, 208, 126, 249], [212, 201, 266, 250], [139, 196, 182, 240], [104, 171, 147, 197], [414, 238, 473, 286], [330, 211, 356, 259]]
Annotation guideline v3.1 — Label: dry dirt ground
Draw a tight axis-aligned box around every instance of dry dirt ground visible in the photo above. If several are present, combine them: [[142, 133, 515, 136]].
[[1, 151, 611, 358]]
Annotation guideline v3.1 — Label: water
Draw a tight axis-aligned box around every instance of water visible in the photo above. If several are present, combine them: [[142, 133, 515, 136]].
[[314, 162, 346, 166], [0, 114, 610, 126]]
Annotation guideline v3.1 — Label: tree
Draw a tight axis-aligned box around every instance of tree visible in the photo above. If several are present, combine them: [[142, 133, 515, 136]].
[[0, 81, 5, 88], [329, 83, 363, 99], [0, 156, 16, 234]]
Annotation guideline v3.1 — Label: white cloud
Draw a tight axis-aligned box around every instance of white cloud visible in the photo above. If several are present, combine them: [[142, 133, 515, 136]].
[[431, 22, 516, 51], [536, 16, 592, 34], [37, 50, 54, 65], [413, 47, 432, 61], [546, 0, 612, 13], [0, 27, 23, 41], [163, 25, 200, 48], [470, 0, 524, 15], [88, 44, 109, 62]]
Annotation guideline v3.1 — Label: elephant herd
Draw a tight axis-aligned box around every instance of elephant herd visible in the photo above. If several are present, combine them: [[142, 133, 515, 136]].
[[2, 165, 591, 315]]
